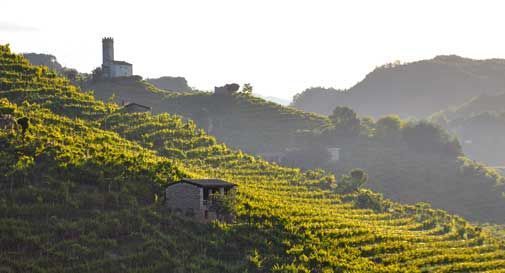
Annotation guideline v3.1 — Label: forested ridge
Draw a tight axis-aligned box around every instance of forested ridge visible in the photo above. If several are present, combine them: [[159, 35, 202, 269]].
[[4, 44, 505, 272], [291, 55, 505, 118]]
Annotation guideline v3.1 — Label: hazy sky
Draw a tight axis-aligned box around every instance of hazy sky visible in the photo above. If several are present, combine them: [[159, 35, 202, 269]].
[[1, 0, 505, 100]]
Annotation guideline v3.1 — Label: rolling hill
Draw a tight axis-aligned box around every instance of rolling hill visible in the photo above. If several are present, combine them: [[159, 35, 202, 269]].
[[5, 44, 505, 272], [82, 78, 328, 154], [431, 92, 505, 166], [20, 49, 505, 223], [291, 55, 505, 118]]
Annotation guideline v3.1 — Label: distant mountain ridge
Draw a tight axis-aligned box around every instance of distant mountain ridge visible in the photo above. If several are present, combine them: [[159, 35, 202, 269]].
[[292, 55, 505, 118]]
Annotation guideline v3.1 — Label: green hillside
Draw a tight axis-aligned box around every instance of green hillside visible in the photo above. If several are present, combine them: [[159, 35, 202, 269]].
[[22, 49, 505, 223], [22, 48, 505, 222], [84, 78, 328, 153], [5, 44, 505, 272], [156, 92, 328, 153]]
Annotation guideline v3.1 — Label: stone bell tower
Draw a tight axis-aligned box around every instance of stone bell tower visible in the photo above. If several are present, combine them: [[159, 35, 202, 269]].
[[102, 37, 114, 78]]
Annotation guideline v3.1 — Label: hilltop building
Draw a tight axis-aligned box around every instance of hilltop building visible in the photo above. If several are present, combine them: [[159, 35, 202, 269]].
[[327, 147, 341, 162], [101, 37, 132, 78]]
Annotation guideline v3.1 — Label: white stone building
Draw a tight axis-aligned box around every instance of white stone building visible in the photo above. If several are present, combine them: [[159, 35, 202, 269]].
[[101, 37, 133, 78]]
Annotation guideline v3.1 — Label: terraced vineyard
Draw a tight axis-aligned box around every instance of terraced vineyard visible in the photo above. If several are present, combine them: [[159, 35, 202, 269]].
[[2, 44, 505, 272], [106, 112, 505, 272]]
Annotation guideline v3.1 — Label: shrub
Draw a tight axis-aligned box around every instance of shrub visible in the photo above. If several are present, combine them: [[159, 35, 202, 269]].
[[354, 190, 385, 212], [335, 169, 368, 194]]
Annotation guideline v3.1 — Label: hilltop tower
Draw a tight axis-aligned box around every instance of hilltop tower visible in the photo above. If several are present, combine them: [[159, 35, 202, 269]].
[[102, 37, 114, 78], [101, 37, 132, 78], [102, 37, 114, 65]]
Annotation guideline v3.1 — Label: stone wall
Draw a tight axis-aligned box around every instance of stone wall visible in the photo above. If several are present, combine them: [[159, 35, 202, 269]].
[[111, 64, 132, 77], [165, 183, 202, 216]]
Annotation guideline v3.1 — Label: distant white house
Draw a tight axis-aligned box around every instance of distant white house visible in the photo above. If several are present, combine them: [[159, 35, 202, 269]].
[[327, 147, 340, 162], [101, 37, 133, 78]]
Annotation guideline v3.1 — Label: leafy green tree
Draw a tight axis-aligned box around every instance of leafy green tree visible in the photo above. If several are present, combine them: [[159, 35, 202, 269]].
[[375, 115, 403, 142], [91, 67, 102, 82], [360, 116, 376, 137], [242, 83, 253, 95], [329, 106, 361, 138], [402, 121, 462, 156]]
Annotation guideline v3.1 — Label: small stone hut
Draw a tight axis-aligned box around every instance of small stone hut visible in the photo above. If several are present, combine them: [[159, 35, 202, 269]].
[[165, 178, 237, 221]]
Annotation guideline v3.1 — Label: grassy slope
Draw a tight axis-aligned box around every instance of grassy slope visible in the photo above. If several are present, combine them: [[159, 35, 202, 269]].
[[3, 45, 505, 272]]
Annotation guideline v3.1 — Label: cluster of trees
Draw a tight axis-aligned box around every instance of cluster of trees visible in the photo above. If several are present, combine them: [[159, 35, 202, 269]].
[[280, 105, 505, 222], [213, 83, 254, 96], [290, 106, 462, 160]]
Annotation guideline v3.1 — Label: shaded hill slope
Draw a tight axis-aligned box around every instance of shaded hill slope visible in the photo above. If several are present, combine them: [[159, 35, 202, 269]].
[[435, 92, 505, 122], [4, 45, 505, 272], [83, 78, 328, 153], [82, 77, 171, 111], [431, 93, 505, 165], [292, 55, 505, 118], [157, 92, 328, 153]]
